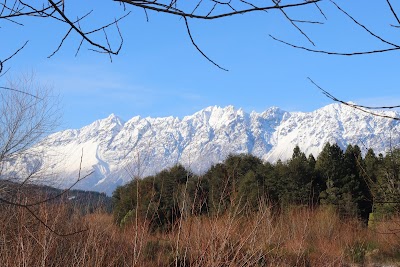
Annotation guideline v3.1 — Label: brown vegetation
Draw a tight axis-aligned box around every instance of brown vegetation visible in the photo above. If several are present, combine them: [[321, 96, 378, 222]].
[[2, 200, 400, 267]]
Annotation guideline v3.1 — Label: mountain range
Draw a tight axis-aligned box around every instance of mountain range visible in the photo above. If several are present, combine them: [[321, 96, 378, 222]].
[[6, 103, 400, 195]]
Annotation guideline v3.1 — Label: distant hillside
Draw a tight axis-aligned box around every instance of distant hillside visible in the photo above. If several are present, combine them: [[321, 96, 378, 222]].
[[0, 180, 113, 213]]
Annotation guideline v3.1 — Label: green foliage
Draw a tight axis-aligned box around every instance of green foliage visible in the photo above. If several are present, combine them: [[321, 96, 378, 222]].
[[205, 154, 273, 214], [285, 146, 318, 206], [315, 143, 374, 221], [204, 162, 230, 214], [113, 164, 195, 231], [112, 143, 400, 228], [120, 209, 134, 227], [373, 148, 400, 217], [344, 145, 372, 222], [237, 170, 260, 211]]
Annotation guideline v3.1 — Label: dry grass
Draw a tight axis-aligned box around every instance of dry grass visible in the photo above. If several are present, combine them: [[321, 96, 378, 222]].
[[1, 202, 400, 266]]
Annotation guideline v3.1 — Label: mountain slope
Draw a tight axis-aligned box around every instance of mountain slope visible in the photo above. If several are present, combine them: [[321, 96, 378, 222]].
[[6, 104, 400, 194]]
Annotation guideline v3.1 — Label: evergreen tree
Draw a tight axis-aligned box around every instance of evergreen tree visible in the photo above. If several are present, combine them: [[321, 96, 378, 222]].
[[153, 165, 191, 230], [364, 148, 379, 185], [316, 143, 345, 209], [342, 144, 372, 221], [308, 153, 323, 205], [284, 146, 315, 206], [112, 176, 158, 227], [273, 159, 290, 207], [237, 170, 260, 212], [375, 148, 400, 215], [258, 161, 279, 206], [308, 154, 316, 170], [205, 163, 228, 214], [113, 164, 193, 231], [186, 176, 209, 215], [112, 142, 392, 229]]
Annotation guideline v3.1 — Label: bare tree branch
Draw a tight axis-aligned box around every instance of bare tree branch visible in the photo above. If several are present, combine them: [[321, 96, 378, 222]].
[[330, 0, 400, 49], [274, 0, 315, 46], [268, 0, 400, 58], [386, 0, 400, 26], [308, 77, 400, 121], [313, 2, 327, 20], [1, 0, 400, 74], [269, 35, 400, 56], [0, 0, 128, 73], [47, 0, 125, 56], [0, 41, 28, 74], [47, 27, 73, 58], [0, 86, 42, 99], [116, 0, 320, 20], [184, 17, 228, 71], [0, 74, 91, 237]]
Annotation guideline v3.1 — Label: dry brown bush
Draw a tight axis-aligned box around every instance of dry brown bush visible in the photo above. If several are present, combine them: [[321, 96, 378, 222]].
[[2, 201, 400, 267]]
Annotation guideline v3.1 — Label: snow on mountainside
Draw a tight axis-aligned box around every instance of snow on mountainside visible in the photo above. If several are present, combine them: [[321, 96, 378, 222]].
[[7, 104, 400, 195]]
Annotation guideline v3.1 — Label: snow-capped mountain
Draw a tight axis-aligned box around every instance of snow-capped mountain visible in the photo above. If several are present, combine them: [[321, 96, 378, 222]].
[[6, 104, 400, 194]]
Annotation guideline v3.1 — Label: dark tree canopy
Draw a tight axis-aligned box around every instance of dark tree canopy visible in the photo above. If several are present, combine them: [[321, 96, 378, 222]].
[[114, 144, 400, 230]]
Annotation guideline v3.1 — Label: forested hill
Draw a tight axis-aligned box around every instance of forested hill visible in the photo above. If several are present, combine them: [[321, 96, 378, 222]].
[[0, 180, 113, 213]]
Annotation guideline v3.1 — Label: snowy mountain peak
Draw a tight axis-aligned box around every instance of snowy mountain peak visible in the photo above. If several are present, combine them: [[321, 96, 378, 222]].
[[260, 106, 286, 119], [99, 113, 124, 128], [11, 104, 400, 195], [106, 113, 124, 124]]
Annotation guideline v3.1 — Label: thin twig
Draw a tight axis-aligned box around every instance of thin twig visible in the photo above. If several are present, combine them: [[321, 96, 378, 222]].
[[184, 17, 228, 71], [386, 0, 400, 26], [269, 35, 400, 55], [308, 77, 400, 121]]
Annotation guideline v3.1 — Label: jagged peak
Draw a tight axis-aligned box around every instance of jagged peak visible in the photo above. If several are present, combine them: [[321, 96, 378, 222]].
[[185, 105, 242, 123], [106, 113, 117, 120], [105, 113, 124, 125], [258, 106, 287, 120], [317, 102, 399, 117], [313, 103, 352, 116], [319, 102, 341, 110], [15, 102, 400, 195], [268, 106, 283, 111], [317, 102, 362, 111], [126, 115, 141, 124], [134, 105, 290, 125], [316, 102, 366, 117], [77, 113, 125, 137], [197, 105, 237, 114], [88, 113, 123, 125]]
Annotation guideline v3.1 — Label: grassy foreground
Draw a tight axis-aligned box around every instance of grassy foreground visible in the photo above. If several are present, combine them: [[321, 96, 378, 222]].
[[1, 201, 400, 267]]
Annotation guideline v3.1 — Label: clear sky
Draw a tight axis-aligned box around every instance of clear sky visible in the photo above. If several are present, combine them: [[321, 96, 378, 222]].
[[3, 0, 400, 130]]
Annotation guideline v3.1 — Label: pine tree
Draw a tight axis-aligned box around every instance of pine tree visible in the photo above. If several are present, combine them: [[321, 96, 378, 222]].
[[284, 146, 315, 206], [342, 145, 372, 221], [205, 163, 231, 214], [375, 149, 400, 216], [237, 170, 260, 212], [316, 143, 345, 209]]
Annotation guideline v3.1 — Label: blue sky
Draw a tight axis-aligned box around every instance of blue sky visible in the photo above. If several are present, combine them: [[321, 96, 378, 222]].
[[3, 0, 400, 130]]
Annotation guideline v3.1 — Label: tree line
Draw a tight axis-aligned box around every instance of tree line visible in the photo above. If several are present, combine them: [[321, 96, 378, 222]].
[[113, 143, 400, 230]]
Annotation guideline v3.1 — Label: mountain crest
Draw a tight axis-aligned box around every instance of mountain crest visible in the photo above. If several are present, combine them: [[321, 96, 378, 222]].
[[12, 104, 400, 194]]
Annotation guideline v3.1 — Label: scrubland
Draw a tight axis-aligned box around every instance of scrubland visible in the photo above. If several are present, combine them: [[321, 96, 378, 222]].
[[1, 201, 400, 267]]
